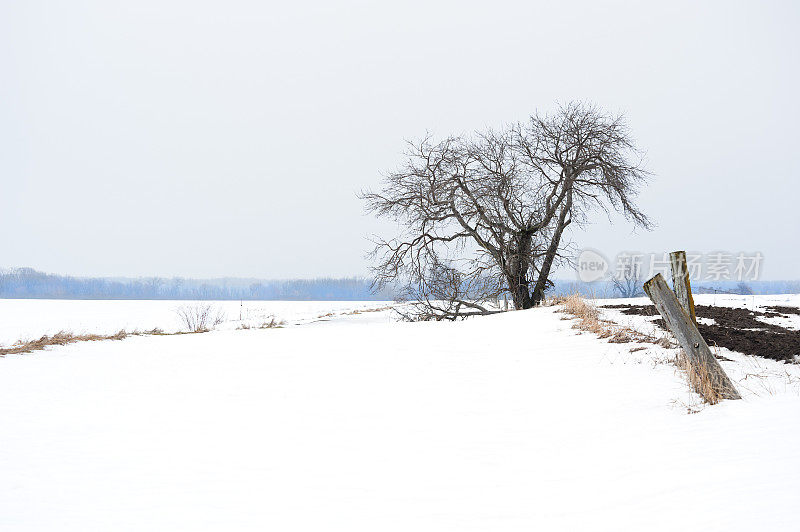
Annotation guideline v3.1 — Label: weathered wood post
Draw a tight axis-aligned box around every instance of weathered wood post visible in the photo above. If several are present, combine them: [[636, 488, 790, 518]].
[[669, 250, 696, 323], [643, 274, 741, 402]]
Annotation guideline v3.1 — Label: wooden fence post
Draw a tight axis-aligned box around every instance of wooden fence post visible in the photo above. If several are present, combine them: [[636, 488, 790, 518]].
[[643, 274, 741, 402], [669, 250, 696, 323]]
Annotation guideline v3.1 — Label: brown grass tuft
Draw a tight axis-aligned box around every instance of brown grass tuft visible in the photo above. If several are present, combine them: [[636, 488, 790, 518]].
[[559, 294, 738, 407], [258, 317, 285, 328], [237, 316, 286, 330], [1, 329, 124, 356], [561, 294, 612, 337], [341, 306, 393, 315], [675, 351, 727, 405], [0, 327, 198, 357], [559, 294, 673, 347]]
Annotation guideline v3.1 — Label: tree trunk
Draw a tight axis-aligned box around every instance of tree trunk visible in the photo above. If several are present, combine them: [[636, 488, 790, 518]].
[[506, 232, 533, 309], [509, 279, 532, 309], [531, 191, 572, 306]]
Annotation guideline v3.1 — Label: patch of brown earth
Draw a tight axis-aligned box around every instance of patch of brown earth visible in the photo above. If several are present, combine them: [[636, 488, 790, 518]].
[[601, 304, 800, 363]]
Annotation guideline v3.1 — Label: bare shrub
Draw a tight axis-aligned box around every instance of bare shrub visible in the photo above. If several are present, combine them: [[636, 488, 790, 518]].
[[176, 304, 226, 333]]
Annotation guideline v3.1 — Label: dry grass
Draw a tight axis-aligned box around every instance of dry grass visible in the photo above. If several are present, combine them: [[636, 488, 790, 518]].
[[237, 316, 286, 330], [0, 328, 171, 357], [544, 294, 570, 307], [561, 294, 634, 341], [2, 309, 285, 358], [559, 294, 728, 406], [261, 317, 286, 328], [315, 306, 393, 320], [561, 293, 600, 324], [340, 306, 393, 316], [675, 351, 729, 405], [559, 294, 673, 347], [738, 366, 800, 398], [669, 397, 705, 414], [559, 294, 744, 406]]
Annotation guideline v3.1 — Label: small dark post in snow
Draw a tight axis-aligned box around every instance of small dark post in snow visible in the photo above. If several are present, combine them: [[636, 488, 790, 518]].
[[643, 274, 741, 401], [669, 250, 696, 323]]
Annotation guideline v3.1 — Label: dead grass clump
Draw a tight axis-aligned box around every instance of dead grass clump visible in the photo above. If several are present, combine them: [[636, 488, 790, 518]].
[[341, 306, 393, 316], [259, 317, 285, 328], [674, 348, 743, 405], [560, 294, 740, 407], [561, 294, 599, 322], [237, 316, 286, 330], [0, 327, 198, 357], [560, 294, 675, 347], [0, 329, 130, 356], [544, 295, 568, 307], [608, 330, 634, 343], [675, 351, 727, 405], [560, 294, 613, 337]]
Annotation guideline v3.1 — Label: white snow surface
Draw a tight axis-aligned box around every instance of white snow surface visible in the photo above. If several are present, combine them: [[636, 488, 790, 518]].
[[0, 299, 394, 345], [1, 298, 799, 530]]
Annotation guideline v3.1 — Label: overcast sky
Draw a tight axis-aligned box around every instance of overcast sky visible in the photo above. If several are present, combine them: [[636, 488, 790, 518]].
[[2, 0, 798, 280]]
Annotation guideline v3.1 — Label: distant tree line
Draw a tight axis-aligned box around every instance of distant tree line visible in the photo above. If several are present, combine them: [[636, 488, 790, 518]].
[[0, 268, 397, 301], [556, 279, 800, 299], [1, 268, 796, 301]]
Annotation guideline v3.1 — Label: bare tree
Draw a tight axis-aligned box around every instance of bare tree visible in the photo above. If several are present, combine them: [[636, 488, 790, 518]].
[[362, 102, 651, 319], [612, 262, 645, 298], [735, 282, 753, 295]]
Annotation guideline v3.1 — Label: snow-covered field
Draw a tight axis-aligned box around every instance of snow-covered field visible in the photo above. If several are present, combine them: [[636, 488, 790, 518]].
[[0, 299, 394, 345], [1, 297, 799, 530]]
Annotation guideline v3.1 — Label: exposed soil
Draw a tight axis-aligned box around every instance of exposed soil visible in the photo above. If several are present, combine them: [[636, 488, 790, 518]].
[[766, 305, 800, 316], [601, 304, 800, 363]]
